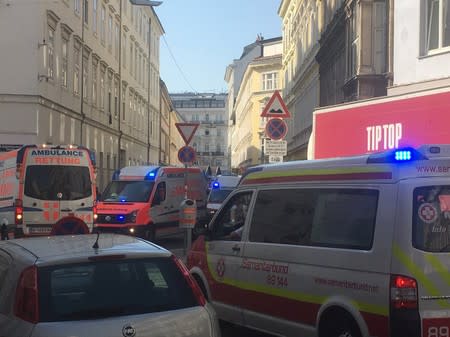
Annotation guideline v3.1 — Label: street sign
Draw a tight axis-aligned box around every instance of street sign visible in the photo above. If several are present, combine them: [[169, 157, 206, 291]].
[[178, 146, 196, 164], [260, 90, 291, 118], [269, 155, 284, 163], [175, 123, 199, 145], [265, 140, 287, 156], [265, 118, 288, 140]]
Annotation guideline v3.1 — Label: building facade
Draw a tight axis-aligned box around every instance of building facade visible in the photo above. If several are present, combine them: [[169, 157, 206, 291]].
[[316, 0, 391, 105], [171, 93, 228, 172], [159, 79, 171, 165], [279, 0, 323, 161], [229, 37, 283, 170], [0, 0, 163, 191], [389, 0, 450, 95]]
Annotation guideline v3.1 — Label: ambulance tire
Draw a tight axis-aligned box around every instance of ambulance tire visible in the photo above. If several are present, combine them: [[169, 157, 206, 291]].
[[319, 309, 361, 337]]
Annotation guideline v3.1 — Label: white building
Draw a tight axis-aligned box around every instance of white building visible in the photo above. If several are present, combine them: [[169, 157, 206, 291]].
[[0, 0, 163, 191], [171, 93, 229, 172], [389, 0, 450, 95]]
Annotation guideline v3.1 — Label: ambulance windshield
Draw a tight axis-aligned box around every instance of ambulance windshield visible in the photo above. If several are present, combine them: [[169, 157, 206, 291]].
[[413, 185, 450, 252], [24, 165, 92, 201], [101, 181, 154, 202], [208, 188, 233, 204]]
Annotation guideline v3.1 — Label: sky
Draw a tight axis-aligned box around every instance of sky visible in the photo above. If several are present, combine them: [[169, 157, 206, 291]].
[[155, 1, 283, 94]]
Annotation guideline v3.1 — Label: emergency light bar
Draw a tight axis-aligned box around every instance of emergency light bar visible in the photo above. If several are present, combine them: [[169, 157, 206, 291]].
[[366, 147, 428, 164], [212, 182, 220, 189]]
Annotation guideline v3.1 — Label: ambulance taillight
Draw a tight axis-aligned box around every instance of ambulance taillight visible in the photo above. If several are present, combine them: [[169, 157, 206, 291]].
[[390, 275, 418, 309], [15, 199, 23, 225]]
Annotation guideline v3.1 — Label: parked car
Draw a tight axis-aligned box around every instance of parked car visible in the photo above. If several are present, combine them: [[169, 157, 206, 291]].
[[0, 233, 220, 337]]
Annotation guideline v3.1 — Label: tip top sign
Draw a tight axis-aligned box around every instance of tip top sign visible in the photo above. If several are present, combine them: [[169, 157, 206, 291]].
[[260, 90, 291, 119]]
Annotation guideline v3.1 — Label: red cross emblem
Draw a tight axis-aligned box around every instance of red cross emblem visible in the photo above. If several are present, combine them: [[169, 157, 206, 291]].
[[216, 258, 225, 278], [418, 203, 438, 224]]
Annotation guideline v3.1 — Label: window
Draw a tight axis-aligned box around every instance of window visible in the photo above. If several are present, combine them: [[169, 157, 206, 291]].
[[205, 143, 209, 152], [61, 38, 68, 87], [346, 2, 359, 78], [38, 257, 199, 322], [211, 191, 253, 241], [249, 188, 378, 249], [425, 0, 450, 52], [108, 76, 112, 114], [100, 5, 106, 44], [92, 61, 97, 106], [83, 0, 88, 24], [205, 130, 210, 136], [100, 69, 105, 110], [47, 27, 55, 79], [114, 78, 118, 116], [413, 185, 450, 252], [205, 113, 209, 122], [92, 0, 97, 33], [122, 85, 126, 121], [123, 34, 127, 68], [129, 42, 133, 75], [262, 72, 278, 90], [74, 0, 80, 14], [73, 47, 80, 95], [114, 22, 119, 60], [83, 56, 88, 99], [108, 15, 113, 51]]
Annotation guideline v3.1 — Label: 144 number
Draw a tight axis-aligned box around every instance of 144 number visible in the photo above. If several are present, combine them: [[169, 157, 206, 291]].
[[266, 274, 288, 287]]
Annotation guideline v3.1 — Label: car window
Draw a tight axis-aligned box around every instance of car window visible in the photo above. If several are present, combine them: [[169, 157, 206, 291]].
[[413, 185, 450, 252], [249, 188, 378, 250], [210, 191, 253, 241], [38, 257, 198, 322]]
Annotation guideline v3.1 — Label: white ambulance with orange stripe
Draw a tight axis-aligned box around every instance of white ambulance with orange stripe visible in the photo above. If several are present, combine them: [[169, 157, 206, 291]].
[[188, 145, 450, 337], [0, 145, 97, 239]]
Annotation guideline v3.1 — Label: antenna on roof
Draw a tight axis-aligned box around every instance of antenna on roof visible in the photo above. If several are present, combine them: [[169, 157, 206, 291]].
[[92, 231, 100, 249]]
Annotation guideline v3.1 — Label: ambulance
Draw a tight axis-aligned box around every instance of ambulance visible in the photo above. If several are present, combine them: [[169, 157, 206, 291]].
[[95, 165, 208, 241], [187, 144, 450, 337], [0, 144, 97, 238]]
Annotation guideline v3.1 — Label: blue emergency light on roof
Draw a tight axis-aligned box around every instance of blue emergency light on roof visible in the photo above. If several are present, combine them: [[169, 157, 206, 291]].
[[212, 181, 220, 189], [145, 168, 159, 180], [117, 215, 125, 221], [394, 150, 412, 161], [367, 147, 428, 163]]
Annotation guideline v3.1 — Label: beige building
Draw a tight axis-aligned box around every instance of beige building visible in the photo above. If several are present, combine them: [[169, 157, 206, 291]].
[[0, 0, 163, 191], [168, 109, 185, 166], [230, 37, 283, 170]]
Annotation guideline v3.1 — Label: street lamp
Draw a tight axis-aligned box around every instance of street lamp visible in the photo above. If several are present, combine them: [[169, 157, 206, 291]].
[[129, 0, 162, 164]]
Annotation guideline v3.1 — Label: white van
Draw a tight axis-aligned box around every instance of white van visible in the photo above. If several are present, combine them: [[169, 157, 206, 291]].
[[96, 166, 208, 241], [187, 145, 450, 337]]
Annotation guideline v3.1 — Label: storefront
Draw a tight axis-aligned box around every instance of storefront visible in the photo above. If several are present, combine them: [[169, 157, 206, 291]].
[[311, 88, 450, 159]]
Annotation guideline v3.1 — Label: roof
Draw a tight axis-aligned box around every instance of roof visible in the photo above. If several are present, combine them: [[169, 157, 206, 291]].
[[3, 234, 168, 261]]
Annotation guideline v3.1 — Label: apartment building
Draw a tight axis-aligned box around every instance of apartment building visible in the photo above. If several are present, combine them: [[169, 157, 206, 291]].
[[0, 0, 163, 191], [171, 93, 228, 172], [228, 37, 283, 170]]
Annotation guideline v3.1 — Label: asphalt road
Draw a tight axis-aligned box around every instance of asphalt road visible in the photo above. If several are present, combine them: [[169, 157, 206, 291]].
[[156, 235, 276, 337]]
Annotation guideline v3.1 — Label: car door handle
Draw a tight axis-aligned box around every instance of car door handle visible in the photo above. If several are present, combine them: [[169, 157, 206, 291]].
[[232, 245, 240, 252]]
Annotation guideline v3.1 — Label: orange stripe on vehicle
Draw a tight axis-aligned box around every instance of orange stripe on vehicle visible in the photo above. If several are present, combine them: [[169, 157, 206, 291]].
[[53, 211, 58, 220], [43, 211, 50, 221]]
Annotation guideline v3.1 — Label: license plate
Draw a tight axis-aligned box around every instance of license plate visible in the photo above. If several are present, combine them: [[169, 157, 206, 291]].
[[423, 318, 450, 337], [28, 227, 52, 234]]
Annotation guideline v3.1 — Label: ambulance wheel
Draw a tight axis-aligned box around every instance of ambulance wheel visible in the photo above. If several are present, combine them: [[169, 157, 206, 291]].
[[319, 309, 361, 337]]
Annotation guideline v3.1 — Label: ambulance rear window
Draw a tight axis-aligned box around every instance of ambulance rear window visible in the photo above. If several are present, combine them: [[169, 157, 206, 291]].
[[24, 166, 92, 201], [413, 185, 450, 252]]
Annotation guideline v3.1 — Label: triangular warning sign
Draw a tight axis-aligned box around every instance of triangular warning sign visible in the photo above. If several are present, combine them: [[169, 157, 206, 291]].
[[260, 90, 291, 118], [175, 123, 199, 145]]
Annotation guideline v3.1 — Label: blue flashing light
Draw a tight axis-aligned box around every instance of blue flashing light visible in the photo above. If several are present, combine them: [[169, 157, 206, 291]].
[[395, 150, 412, 161], [117, 215, 125, 221], [119, 197, 127, 202], [212, 182, 220, 189], [145, 168, 158, 180]]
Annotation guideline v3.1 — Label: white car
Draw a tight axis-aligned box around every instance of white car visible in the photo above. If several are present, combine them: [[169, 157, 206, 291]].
[[0, 234, 220, 337]]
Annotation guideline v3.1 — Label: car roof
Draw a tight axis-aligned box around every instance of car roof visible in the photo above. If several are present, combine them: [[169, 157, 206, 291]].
[[2, 234, 170, 263]]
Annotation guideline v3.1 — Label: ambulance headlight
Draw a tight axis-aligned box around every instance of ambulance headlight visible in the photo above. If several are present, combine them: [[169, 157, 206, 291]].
[[129, 228, 135, 234], [130, 211, 137, 223]]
